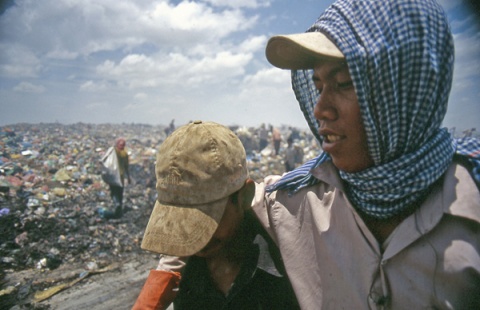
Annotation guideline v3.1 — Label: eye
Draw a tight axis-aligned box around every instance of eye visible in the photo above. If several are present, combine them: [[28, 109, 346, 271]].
[[336, 80, 353, 89], [312, 82, 323, 95]]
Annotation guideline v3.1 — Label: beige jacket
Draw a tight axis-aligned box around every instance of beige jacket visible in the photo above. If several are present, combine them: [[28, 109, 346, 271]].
[[252, 161, 480, 309]]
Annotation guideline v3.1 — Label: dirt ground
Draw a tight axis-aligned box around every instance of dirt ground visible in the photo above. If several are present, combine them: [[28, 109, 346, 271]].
[[0, 123, 292, 310], [0, 123, 167, 309], [3, 252, 159, 309], [43, 254, 163, 309]]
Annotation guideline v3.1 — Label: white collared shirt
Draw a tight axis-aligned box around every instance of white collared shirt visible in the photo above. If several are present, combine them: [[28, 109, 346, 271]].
[[253, 161, 480, 309]]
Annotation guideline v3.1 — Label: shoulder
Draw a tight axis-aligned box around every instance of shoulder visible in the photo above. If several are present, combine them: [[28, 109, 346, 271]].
[[440, 161, 480, 223]]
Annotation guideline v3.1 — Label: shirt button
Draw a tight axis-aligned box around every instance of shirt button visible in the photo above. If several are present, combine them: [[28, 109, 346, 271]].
[[369, 291, 389, 305]]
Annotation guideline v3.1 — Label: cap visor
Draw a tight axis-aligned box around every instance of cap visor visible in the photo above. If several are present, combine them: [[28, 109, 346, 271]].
[[266, 32, 344, 70], [141, 199, 228, 257]]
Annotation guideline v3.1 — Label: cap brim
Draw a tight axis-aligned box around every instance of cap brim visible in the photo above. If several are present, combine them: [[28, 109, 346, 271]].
[[141, 198, 228, 257], [265, 32, 344, 70]]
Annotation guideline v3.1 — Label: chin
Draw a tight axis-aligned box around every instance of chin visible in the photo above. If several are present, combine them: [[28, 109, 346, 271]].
[[333, 160, 362, 173]]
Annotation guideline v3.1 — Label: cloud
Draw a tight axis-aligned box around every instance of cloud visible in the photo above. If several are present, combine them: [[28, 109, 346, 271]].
[[436, 0, 458, 10], [224, 67, 307, 127], [447, 8, 480, 109], [200, 0, 271, 9], [95, 49, 253, 90], [0, 0, 256, 61], [134, 92, 148, 100], [79, 80, 108, 92], [0, 44, 41, 78], [0, 0, 478, 131], [452, 30, 480, 81], [0, 0, 263, 97], [13, 82, 45, 93], [238, 35, 267, 53]]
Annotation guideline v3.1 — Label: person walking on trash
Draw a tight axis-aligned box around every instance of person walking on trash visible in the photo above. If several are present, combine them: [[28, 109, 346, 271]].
[[133, 121, 299, 310], [135, 0, 480, 308], [99, 137, 131, 219]]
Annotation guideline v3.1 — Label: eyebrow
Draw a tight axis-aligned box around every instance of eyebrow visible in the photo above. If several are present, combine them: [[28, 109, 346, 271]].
[[312, 62, 348, 82]]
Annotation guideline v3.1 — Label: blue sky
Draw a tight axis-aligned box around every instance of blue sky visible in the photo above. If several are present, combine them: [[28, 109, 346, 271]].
[[0, 0, 478, 133]]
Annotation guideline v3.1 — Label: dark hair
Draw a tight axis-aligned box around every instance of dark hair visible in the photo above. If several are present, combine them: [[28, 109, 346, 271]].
[[230, 189, 240, 207], [230, 188, 251, 212]]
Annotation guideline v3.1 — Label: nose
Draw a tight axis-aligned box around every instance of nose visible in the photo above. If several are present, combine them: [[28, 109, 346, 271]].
[[313, 88, 337, 122]]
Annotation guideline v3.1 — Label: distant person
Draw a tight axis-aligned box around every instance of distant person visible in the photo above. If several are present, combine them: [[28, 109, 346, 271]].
[[164, 119, 176, 137], [168, 119, 175, 134], [133, 121, 299, 310], [284, 136, 305, 173], [284, 136, 296, 172], [99, 137, 131, 219], [258, 123, 269, 151], [289, 127, 300, 141], [283, 136, 304, 172], [271, 125, 282, 156]]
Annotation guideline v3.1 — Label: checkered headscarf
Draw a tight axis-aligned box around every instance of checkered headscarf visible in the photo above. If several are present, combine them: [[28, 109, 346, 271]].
[[267, 0, 480, 219]]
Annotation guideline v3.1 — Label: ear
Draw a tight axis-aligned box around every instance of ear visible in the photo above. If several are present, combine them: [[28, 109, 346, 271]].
[[238, 179, 255, 211]]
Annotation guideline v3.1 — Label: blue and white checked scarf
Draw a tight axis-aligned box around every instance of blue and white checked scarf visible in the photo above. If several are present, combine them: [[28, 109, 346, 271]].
[[267, 0, 480, 219]]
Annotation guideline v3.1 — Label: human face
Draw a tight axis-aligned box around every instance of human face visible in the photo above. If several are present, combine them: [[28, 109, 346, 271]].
[[312, 60, 374, 172], [116, 139, 126, 150], [195, 195, 244, 258]]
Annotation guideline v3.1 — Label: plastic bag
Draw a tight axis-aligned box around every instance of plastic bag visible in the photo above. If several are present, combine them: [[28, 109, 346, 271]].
[[100, 147, 122, 187]]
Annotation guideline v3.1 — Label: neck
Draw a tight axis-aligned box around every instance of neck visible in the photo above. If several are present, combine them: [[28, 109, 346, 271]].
[[205, 240, 246, 296], [360, 214, 404, 245], [205, 218, 251, 295]]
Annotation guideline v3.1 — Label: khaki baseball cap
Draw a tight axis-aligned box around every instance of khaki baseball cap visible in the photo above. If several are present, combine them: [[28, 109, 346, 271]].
[[265, 32, 344, 70], [141, 121, 248, 257]]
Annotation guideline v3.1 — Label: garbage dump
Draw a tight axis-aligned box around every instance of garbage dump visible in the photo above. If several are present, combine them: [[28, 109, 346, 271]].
[[0, 122, 318, 309]]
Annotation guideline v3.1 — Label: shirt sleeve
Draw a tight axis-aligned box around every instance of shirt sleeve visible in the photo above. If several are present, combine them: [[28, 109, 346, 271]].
[[251, 175, 282, 246], [156, 254, 187, 273]]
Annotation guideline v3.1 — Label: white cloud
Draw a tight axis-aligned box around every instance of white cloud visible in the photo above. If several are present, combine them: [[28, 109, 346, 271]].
[[46, 48, 79, 60], [189, 51, 252, 80], [95, 50, 252, 89], [0, 0, 478, 131], [243, 66, 290, 85], [85, 101, 109, 110], [0, 44, 41, 78], [79, 80, 108, 92], [0, 0, 256, 61], [238, 35, 267, 53], [223, 67, 307, 128], [146, 1, 256, 47], [134, 92, 148, 100], [13, 82, 45, 93], [200, 0, 271, 9]]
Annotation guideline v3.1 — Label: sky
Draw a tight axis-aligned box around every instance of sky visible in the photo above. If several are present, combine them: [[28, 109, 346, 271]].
[[0, 0, 479, 132]]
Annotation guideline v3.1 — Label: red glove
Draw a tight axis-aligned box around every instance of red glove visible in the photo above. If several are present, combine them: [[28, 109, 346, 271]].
[[132, 270, 181, 310]]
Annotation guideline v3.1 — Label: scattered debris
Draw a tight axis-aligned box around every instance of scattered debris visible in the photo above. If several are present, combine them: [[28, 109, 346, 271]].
[[33, 263, 120, 303], [0, 122, 316, 309]]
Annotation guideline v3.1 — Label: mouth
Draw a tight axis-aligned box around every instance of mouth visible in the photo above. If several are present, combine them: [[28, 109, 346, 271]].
[[323, 134, 342, 143]]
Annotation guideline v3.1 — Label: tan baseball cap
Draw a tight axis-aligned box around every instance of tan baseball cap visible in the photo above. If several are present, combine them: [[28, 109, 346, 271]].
[[141, 121, 248, 257], [265, 32, 344, 70]]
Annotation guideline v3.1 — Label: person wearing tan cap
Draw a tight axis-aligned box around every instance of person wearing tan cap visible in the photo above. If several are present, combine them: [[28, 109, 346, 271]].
[[252, 0, 480, 309], [133, 121, 299, 309]]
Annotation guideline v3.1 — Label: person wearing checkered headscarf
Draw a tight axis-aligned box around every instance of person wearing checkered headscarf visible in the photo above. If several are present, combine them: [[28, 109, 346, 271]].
[[252, 0, 480, 308], [268, 0, 480, 219]]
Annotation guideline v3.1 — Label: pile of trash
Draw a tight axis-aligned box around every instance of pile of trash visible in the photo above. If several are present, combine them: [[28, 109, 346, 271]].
[[0, 122, 318, 308]]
